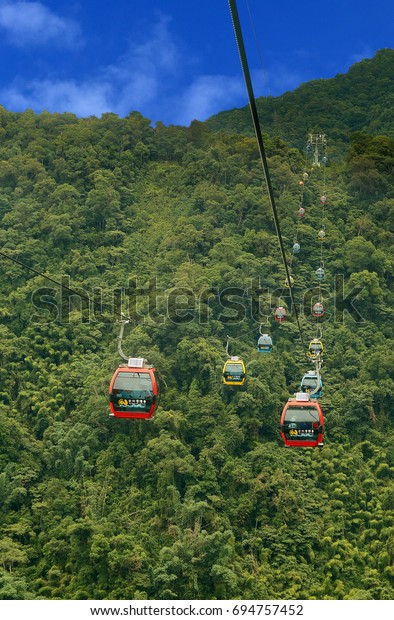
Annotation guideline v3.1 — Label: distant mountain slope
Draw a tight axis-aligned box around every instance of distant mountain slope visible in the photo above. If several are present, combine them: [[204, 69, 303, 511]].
[[206, 49, 394, 154]]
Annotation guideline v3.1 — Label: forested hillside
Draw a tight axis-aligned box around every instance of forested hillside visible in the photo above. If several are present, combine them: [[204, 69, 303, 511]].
[[0, 49, 394, 600], [207, 49, 394, 155]]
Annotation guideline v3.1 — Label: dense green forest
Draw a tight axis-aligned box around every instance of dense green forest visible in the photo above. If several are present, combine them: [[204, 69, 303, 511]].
[[0, 49, 394, 600], [207, 49, 394, 155]]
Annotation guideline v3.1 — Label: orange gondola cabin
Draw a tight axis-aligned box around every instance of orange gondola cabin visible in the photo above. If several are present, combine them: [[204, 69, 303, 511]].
[[109, 358, 159, 419], [280, 392, 324, 448]]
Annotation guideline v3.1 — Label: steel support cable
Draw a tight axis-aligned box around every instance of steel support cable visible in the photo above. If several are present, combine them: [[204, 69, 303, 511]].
[[0, 250, 173, 386], [228, 0, 307, 356], [117, 318, 132, 361], [309, 354, 322, 398], [0, 250, 93, 304], [0, 249, 199, 333], [244, 0, 271, 98], [317, 183, 324, 338], [316, 153, 327, 338], [0, 251, 225, 336], [0, 250, 255, 337], [0, 249, 131, 323]]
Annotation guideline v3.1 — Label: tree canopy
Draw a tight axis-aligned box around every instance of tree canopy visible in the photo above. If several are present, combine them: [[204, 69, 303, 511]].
[[0, 50, 394, 600]]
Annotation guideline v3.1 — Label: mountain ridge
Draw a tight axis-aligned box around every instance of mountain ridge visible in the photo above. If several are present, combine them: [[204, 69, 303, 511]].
[[206, 48, 394, 153]]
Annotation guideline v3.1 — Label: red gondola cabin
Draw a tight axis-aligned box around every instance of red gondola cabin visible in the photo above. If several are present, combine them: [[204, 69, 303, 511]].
[[109, 358, 159, 419], [274, 306, 287, 322], [280, 393, 324, 448], [312, 302, 324, 318]]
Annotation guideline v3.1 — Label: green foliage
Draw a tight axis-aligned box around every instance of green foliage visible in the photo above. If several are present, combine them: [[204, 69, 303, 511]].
[[206, 49, 394, 153], [1, 52, 394, 600]]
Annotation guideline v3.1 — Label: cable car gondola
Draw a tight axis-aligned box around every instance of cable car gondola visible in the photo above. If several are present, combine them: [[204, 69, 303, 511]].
[[312, 302, 324, 318], [280, 393, 324, 447], [308, 338, 324, 359], [257, 333, 273, 353], [109, 319, 159, 420], [283, 276, 295, 288], [301, 370, 323, 399], [292, 242, 301, 254], [109, 358, 159, 419], [315, 267, 325, 281], [274, 306, 286, 322], [222, 356, 246, 386]]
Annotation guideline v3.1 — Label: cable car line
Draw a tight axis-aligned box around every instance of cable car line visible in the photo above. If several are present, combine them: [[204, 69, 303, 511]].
[[311, 141, 328, 366], [0, 250, 168, 331], [244, 0, 271, 98], [292, 149, 313, 256], [117, 316, 136, 361], [309, 357, 323, 398], [0, 249, 157, 327], [276, 132, 328, 444], [225, 334, 233, 359], [228, 0, 307, 358], [0, 249, 94, 305], [0, 251, 161, 420]]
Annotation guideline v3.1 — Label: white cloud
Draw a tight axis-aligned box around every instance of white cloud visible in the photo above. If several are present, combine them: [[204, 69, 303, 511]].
[[173, 74, 246, 125], [0, 14, 188, 122], [0, 14, 178, 119], [262, 65, 308, 95], [0, 13, 250, 125], [1, 79, 112, 117], [0, 1, 81, 48], [104, 15, 180, 112]]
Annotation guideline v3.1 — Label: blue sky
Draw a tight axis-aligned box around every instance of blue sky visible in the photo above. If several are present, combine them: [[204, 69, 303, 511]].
[[0, 0, 392, 126]]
